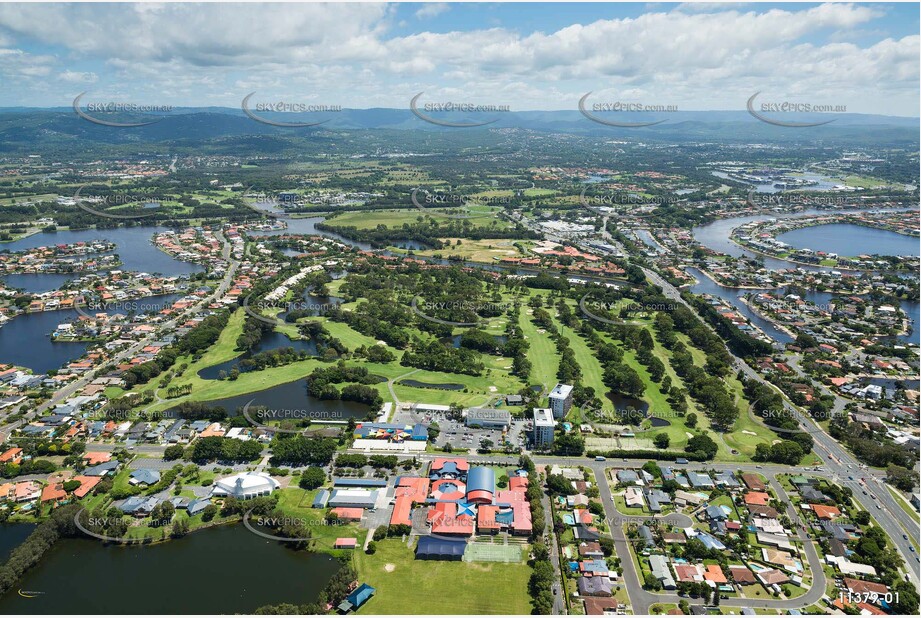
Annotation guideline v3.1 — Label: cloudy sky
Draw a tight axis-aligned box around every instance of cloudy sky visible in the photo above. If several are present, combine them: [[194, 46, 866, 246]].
[[0, 2, 917, 116]]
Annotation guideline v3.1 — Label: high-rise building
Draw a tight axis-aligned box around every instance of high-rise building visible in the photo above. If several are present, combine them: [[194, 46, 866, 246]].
[[532, 408, 555, 447], [548, 383, 574, 419]]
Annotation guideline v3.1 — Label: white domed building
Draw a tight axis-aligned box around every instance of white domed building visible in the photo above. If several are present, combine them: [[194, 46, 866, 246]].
[[210, 472, 279, 500]]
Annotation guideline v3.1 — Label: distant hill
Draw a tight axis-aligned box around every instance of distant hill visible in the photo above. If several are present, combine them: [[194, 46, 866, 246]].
[[0, 107, 916, 153]]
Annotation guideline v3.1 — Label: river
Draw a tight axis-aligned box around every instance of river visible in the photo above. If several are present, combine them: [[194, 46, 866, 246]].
[[0, 525, 338, 614]]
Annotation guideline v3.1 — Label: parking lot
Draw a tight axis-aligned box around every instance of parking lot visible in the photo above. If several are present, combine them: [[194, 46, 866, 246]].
[[410, 409, 529, 453]]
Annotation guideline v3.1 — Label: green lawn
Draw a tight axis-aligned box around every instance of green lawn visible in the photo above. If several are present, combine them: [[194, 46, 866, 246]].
[[612, 493, 648, 516], [353, 538, 533, 614], [274, 487, 363, 551], [519, 298, 560, 392], [557, 319, 607, 402]]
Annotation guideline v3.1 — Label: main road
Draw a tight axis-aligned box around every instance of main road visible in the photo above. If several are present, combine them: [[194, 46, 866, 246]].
[[644, 265, 919, 587]]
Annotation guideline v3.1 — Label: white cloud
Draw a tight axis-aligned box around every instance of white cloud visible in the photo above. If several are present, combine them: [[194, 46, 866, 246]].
[[58, 70, 97, 83], [415, 4, 450, 20], [0, 3, 914, 115]]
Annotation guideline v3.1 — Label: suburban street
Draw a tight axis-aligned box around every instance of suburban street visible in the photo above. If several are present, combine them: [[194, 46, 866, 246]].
[[645, 266, 921, 587], [407, 452, 913, 614], [0, 234, 240, 443], [12, 220, 914, 616]]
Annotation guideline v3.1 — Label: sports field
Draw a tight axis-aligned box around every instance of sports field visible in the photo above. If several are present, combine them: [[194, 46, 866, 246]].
[[354, 539, 532, 614]]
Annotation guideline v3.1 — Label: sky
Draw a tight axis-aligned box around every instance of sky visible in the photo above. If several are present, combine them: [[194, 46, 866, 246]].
[[0, 2, 917, 116]]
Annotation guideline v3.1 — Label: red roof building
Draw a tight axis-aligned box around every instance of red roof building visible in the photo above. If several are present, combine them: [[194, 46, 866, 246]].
[[83, 452, 112, 465], [744, 491, 771, 506], [390, 477, 430, 527], [331, 507, 364, 522], [41, 483, 67, 504], [71, 475, 101, 498], [811, 504, 841, 520], [429, 502, 474, 536], [844, 578, 889, 596], [0, 448, 23, 464], [477, 505, 501, 532], [509, 476, 529, 491]]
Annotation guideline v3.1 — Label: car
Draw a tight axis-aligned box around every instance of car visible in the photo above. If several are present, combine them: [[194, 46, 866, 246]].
[[911, 547, 916, 553], [904, 534, 909, 540]]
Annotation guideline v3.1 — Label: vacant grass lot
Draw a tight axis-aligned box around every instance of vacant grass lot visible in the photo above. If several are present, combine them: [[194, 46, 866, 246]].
[[323, 208, 505, 230], [353, 538, 532, 614], [409, 238, 528, 262]]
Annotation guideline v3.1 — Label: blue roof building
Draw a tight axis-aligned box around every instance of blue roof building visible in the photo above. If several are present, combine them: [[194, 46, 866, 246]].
[[411, 423, 428, 441], [687, 472, 714, 488], [84, 460, 120, 477], [187, 498, 211, 516], [338, 583, 375, 613], [313, 489, 330, 509], [466, 466, 495, 503], [334, 478, 388, 488], [638, 525, 655, 547], [696, 532, 726, 551], [415, 535, 467, 560], [129, 469, 161, 486]]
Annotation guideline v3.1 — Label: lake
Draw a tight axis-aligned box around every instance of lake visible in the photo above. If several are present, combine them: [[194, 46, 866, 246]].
[[0, 294, 185, 374], [777, 224, 920, 257], [709, 170, 841, 194], [690, 209, 920, 344], [247, 211, 374, 251], [171, 378, 372, 421], [0, 524, 37, 562], [1, 226, 205, 279], [0, 525, 338, 614], [197, 330, 319, 380]]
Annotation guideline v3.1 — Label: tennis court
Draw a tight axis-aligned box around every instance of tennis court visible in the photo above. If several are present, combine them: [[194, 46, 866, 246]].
[[463, 540, 526, 563]]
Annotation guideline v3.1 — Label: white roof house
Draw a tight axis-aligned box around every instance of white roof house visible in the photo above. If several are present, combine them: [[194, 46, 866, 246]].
[[211, 472, 279, 499]]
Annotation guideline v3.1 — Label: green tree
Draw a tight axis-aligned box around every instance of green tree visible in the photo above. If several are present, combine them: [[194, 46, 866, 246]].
[[298, 466, 327, 490], [164, 445, 185, 461]]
